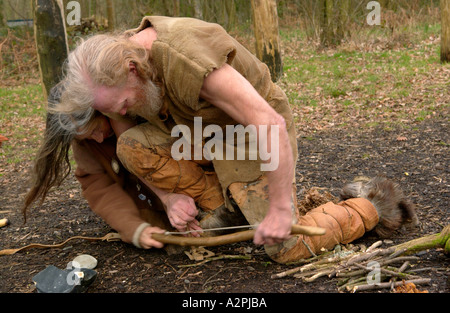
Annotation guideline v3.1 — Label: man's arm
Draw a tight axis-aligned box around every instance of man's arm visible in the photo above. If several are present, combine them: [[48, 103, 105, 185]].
[[199, 63, 295, 245]]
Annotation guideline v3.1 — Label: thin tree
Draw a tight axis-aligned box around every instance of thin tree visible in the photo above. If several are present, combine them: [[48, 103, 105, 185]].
[[32, 0, 69, 99], [106, 0, 115, 31], [319, 0, 334, 46], [441, 0, 450, 63], [0, 0, 5, 27], [250, 0, 283, 82]]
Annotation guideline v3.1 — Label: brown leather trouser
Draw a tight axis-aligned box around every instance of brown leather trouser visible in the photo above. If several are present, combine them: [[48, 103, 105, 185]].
[[117, 123, 225, 213]]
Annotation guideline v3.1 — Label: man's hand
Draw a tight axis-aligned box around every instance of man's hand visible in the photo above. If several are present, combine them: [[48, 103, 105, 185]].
[[135, 176, 203, 236], [163, 193, 202, 236], [139, 226, 166, 249], [253, 204, 293, 245]]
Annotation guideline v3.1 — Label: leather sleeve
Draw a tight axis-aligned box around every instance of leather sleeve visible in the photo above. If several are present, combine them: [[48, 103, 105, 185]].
[[72, 141, 146, 244], [266, 198, 379, 263]]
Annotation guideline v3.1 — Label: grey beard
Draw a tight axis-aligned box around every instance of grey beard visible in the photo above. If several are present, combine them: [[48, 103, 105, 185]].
[[128, 79, 163, 121]]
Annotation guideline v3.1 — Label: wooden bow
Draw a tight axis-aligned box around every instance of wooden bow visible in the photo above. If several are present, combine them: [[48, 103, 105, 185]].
[[151, 224, 326, 247]]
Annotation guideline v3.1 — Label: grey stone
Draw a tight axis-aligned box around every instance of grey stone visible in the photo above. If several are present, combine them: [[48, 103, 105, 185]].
[[32, 265, 97, 293], [72, 254, 98, 270]]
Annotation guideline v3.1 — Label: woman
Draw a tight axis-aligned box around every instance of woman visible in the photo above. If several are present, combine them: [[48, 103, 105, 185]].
[[23, 84, 194, 249]]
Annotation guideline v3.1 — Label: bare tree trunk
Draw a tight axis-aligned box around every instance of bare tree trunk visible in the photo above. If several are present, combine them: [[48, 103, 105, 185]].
[[0, 0, 5, 27], [192, 0, 203, 20], [106, 0, 115, 31], [32, 0, 69, 99], [250, 0, 283, 82], [225, 0, 237, 30], [336, 0, 350, 44], [319, 0, 335, 46], [441, 0, 450, 63], [173, 0, 180, 16], [91, 0, 97, 20]]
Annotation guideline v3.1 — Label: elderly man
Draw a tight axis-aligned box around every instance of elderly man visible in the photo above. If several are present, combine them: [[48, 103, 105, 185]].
[[48, 16, 417, 263], [54, 16, 298, 248]]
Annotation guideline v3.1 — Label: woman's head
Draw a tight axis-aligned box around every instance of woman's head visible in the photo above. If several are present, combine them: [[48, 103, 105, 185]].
[[74, 113, 113, 143], [22, 83, 113, 220]]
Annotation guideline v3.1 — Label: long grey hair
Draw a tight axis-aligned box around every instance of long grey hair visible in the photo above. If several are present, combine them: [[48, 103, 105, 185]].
[[22, 83, 90, 221]]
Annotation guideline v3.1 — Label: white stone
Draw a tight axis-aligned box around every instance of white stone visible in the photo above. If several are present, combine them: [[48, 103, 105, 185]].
[[72, 254, 98, 270]]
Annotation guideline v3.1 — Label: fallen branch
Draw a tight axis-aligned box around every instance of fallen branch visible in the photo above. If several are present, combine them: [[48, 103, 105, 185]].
[[392, 224, 450, 255]]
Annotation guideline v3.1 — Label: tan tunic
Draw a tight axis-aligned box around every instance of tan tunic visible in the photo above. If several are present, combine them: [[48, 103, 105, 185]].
[[124, 16, 298, 205]]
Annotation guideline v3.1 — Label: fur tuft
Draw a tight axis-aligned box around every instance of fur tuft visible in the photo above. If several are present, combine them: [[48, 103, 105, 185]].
[[340, 176, 418, 238]]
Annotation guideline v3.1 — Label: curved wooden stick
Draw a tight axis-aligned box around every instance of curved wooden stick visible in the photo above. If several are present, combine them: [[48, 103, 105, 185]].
[[0, 233, 122, 256], [151, 224, 326, 247]]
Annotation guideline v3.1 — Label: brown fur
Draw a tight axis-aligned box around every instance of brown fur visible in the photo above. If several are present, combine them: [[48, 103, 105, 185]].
[[340, 176, 418, 238]]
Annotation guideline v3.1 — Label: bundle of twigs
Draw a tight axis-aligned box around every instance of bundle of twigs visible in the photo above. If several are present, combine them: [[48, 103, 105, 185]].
[[272, 224, 450, 292]]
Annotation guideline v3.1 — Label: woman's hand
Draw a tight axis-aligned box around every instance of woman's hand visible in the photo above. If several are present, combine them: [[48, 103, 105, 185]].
[[138, 226, 166, 249]]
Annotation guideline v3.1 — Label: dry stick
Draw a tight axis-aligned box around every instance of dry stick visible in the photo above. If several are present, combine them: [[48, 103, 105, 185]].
[[292, 263, 336, 278], [398, 261, 410, 273], [350, 278, 431, 292], [338, 276, 369, 291], [303, 269, 334, 282], [338, 274, 392, 291], [366, 240, 383, 252], [406, 267, 449, 274], [379, 256, 419, 267], [344, 249, 383, 267]]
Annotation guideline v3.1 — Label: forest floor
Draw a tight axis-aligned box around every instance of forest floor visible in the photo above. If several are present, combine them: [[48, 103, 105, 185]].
[[0, 21, 449, 298], [0, 119, 448, 295]]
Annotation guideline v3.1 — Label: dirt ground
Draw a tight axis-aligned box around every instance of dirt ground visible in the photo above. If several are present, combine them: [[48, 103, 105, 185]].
[[0, 118, 448, 295]]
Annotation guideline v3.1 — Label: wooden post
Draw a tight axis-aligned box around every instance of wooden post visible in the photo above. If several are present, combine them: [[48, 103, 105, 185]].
[[32, 0, 69, 100], [441, 0, 450, 63], [250, 0, 283, 82]]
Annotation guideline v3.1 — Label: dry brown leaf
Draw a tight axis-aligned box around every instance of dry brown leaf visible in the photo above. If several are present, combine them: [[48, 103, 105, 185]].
[[394, 282, 429, 293]]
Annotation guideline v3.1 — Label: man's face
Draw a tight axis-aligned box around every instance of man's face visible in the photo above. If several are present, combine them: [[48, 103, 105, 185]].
[[93, 72, 140, 116], [92, 68, 162, 120]]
